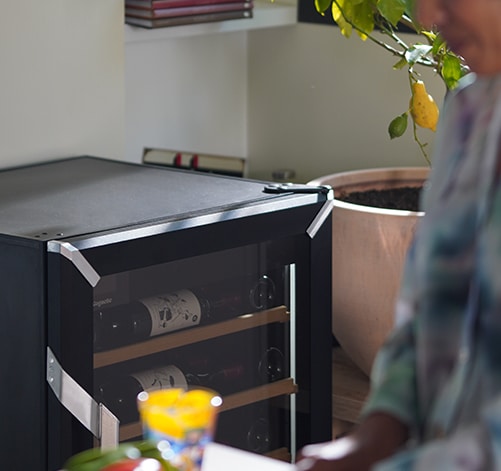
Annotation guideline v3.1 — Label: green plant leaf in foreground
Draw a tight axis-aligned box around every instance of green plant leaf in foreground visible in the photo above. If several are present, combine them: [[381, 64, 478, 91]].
[[314, 0, 332, 14], [377, 0, 406, 28], [403, 0, 415, 17], [63, 441, 179, 471], [441, 53, 463, 90], [331, 0, 375, 39]]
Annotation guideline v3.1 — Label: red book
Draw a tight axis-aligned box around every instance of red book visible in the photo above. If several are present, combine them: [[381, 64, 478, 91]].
[[126, 1, 252, 19], [125, 0, 250, 10]]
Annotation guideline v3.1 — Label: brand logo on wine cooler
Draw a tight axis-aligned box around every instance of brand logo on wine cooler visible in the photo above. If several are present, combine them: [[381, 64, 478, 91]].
[[93, 297, 113, 309]]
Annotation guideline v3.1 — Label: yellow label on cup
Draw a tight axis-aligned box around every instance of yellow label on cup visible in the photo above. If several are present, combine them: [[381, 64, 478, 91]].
[[137, 388, 222, 441]]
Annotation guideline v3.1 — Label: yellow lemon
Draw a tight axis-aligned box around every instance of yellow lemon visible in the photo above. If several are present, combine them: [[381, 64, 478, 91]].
[[410, 80, 439, 132]]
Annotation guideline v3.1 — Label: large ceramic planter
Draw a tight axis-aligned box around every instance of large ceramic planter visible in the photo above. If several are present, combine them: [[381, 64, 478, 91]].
[[309, 167, 429, 376]]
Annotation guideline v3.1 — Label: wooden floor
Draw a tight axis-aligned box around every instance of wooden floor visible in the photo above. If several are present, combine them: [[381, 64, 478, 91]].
[[332, 347, 370, 439]]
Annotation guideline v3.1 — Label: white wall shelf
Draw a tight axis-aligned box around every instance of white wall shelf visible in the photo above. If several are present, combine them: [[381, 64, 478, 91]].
[[124, 0, 297, 43]]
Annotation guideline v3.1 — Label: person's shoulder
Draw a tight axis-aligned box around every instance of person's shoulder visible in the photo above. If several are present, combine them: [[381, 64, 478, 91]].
[[443, 73, 490, 108], [443, 73, 477, 102], [455, 73, 477, 94]]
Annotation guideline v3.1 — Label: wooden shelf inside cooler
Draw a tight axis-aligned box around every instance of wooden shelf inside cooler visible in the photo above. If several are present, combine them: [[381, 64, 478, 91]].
[[118, 377, 297, 441], [266, 447, 291, 462], [219, 377, 297, 412], [94, 306, 290, 368]]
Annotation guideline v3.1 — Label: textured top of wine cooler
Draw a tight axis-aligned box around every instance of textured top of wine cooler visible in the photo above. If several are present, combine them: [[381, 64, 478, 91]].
[[0, 156, 319, 241]]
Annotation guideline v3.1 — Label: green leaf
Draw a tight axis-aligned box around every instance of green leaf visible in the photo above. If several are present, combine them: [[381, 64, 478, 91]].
[[430, 34, 446, 55], [353, 0, 375, 38], [403, 0, 415, 17], [388, 113, 408, 139], [332, 0, 353, 37], [314, 0, 332, 14], [331, 0, 375, 39], [419, 29, 443, 50], [377, 0, 406, 27], [392, 57, 408, 70], [441, 53, 463, 89]]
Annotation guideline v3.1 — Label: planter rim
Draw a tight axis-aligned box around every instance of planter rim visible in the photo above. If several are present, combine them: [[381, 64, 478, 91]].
[[309, 166, 429, 217], [332, 199, 425, 216], [309, 166, 429, 183]]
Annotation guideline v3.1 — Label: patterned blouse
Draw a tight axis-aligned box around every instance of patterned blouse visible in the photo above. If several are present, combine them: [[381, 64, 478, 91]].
[[362, 73, 501, 470]]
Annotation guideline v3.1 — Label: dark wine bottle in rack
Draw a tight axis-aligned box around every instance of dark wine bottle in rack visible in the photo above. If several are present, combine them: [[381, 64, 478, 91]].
[[183, 345, 286, 394], [93, 272, 281, 351], [95, 364, 189, 424], [95, 346, 286, 424], [215, 401, 286, 454]]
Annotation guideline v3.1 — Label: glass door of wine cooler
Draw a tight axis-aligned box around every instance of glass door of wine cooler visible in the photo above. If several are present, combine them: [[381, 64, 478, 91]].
[[46, 205, 332, 470], [92, 244, 294, 459]]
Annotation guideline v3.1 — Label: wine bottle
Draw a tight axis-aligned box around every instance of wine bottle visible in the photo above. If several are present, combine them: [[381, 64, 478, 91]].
[[95, 364, 188, 424], [93, 273, 281, 351], [248, 274, 277, 311], [258, 346, 286, 383], [95, 346, 285, 424], [215, 403, 284, 454], [183, 345, 285, 394]]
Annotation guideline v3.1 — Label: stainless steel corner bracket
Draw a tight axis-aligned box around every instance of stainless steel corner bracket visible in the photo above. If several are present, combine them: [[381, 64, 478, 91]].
[[47, 241, 101, 287], [306, 199, 334, 239], [261, 183, 334, 239], [46, 347, 119, 449]]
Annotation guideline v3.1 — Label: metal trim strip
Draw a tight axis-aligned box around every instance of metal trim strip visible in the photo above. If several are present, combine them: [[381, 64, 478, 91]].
[[47, 241, 100, 287]]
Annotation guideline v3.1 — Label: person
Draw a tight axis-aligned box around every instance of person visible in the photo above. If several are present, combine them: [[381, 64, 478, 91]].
[[295, 0, 501, 469]]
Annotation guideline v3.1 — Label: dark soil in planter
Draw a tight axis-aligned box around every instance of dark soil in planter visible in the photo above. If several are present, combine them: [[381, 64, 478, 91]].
[[338, 186, 422, 212]]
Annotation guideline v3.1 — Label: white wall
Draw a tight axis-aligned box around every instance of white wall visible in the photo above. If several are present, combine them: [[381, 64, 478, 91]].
[[0, 0, 125, 170], [124, 32, 248, 164]]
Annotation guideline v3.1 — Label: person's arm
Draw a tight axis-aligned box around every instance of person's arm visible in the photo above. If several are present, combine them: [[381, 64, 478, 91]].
[[294, 320, 418, 471], [295, 242, 422, 471]]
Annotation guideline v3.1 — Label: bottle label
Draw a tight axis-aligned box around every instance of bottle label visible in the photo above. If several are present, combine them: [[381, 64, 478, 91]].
[[131, 365, 188, 391], [141, 289, 202, 336]]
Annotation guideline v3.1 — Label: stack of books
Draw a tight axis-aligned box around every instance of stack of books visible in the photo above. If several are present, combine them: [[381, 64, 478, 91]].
[[125, 0, 254, 29], [143, 147, 246, 177]]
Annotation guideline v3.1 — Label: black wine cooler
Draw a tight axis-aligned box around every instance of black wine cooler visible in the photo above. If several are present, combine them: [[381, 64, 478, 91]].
[[0, 156, 333, 471]]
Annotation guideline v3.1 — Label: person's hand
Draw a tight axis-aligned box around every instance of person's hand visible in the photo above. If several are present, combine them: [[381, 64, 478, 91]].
[[295, 434, 370, 471], [295, 412, 409, 471]]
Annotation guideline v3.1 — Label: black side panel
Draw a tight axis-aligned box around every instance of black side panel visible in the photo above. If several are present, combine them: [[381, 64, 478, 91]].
[[47, 252, 94, 470], [307, 210, 333, 444], [0, 236, 46, 471], [294, 210, 333, 448]]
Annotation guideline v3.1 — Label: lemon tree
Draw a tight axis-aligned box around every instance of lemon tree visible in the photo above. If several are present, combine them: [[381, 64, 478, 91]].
[[313, 0, 469, 163]]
